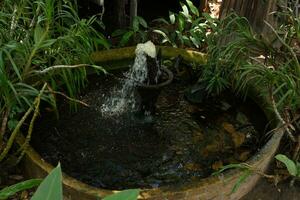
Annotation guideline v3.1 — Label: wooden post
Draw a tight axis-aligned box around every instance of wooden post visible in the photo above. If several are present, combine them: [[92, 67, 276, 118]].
[[199, 0, 209, 13], [130, 0, 138, 26], [220, 0, 283, 38]]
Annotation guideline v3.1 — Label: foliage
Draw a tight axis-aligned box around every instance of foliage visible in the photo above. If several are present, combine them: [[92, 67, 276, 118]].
[[0, 164, 140, 200], [0, 0, 105, 166], [153, 0, 218, 49], [112, 16, 148, 47], [275, 154, 300, 178], [0, 179, 42, 199], [213, 163, 252, 194], [188, 10, 300, 141], [31, 164, 62, 200]]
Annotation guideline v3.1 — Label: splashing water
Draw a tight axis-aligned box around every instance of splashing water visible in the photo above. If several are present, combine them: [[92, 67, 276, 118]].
[[101, 41, 157, 116]]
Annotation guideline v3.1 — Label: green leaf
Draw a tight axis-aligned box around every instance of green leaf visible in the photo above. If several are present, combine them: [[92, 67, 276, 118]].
[[212, 164, 245, 176], [31, 164, 63, 200], [95, 36, 111, 50], [0, 179, 42, 200], [103, 189, 140, 200], [180, 3, 189, 18], [190, 36, 200, 48], [186, 0, 199, 17], [178, 14, 185, 32], [40, 39, 57, 48], [169, 11, 176, 24], [275, 154, 297, 176], [119, 31, 134, 47], [136, 16, 147, 28], [3, 50, 21, 81], [153, 29, 171, 43], [91, 65, 106, 73], [34, 25, 44, 45], [231, 170, 252, 193], [8, 119, 18, 131]]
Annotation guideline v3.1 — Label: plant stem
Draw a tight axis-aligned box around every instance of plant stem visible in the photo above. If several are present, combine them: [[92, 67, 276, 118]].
[[47, 91, 89, 107], [292, 135, 300, 160], [23, 25, 49, 75], [0, 83, 47, 162], [33, 64, 92, 74], [0, 109, 9, 150], [17, 85, 43, 163], [264, 21, 300, 74], [270, 88, 296, 142]]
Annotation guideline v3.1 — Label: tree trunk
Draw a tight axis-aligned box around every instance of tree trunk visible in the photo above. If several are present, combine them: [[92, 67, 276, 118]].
[[130, 0, 138, 26], [103, 0, 128, 31], [199, 0, 209, 13], [220, 0, 282, 37]]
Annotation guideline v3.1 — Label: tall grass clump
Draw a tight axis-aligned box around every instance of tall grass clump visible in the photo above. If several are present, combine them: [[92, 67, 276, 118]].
[[198, 10, 300, 143], [0, 0, 105, 167]]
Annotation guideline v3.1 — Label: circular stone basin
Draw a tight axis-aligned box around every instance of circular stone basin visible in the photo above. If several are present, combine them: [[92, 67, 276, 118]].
[[20, 47, 284, 200]]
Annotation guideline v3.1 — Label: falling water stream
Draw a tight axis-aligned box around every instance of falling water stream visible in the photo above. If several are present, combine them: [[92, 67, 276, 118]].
[[101, 41, 160, 116]]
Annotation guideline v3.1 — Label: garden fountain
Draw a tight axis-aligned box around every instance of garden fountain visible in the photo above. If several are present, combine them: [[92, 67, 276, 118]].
[[24, 46, 284, 200], [101, 41, 173, 116]]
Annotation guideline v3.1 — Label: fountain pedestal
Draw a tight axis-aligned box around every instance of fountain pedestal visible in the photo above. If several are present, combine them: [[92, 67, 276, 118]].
[[137, 66, 173, 114]]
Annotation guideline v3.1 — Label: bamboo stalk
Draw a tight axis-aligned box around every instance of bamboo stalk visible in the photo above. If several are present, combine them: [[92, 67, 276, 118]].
[[270, 88, 296, 142], [47, 91, 89, 107], [17, 87, 43, 163]]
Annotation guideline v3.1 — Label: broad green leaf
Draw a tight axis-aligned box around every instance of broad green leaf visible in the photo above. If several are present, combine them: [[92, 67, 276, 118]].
[[34, 25, 44, 45], [103, 189, 140, 200], [178, 14, 185, 32], [95, 36, 111, 50], [137, 16, 147, 28], [190, 36, 200, 48], [8, 119, 18, 131], [119, 31, 134, 47], [31, 164, 63, 200], [153, 29, 171, 43], [275, 154, 297, 176], [0, 179, 42, 200], [180, 3, 189, 18], [169, 11, 176, 24], [186, 0, 199, 17]]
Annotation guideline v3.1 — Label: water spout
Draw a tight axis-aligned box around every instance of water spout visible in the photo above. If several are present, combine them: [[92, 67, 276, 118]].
[[101, 41, 171, 116]]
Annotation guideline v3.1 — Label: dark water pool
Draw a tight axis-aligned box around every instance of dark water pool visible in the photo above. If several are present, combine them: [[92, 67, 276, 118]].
[[32, 74, 269, 190]]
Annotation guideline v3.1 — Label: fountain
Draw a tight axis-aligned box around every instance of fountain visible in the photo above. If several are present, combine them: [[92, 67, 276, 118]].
[[24, 46, 283, 200], [101, 41, 173, 116]]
